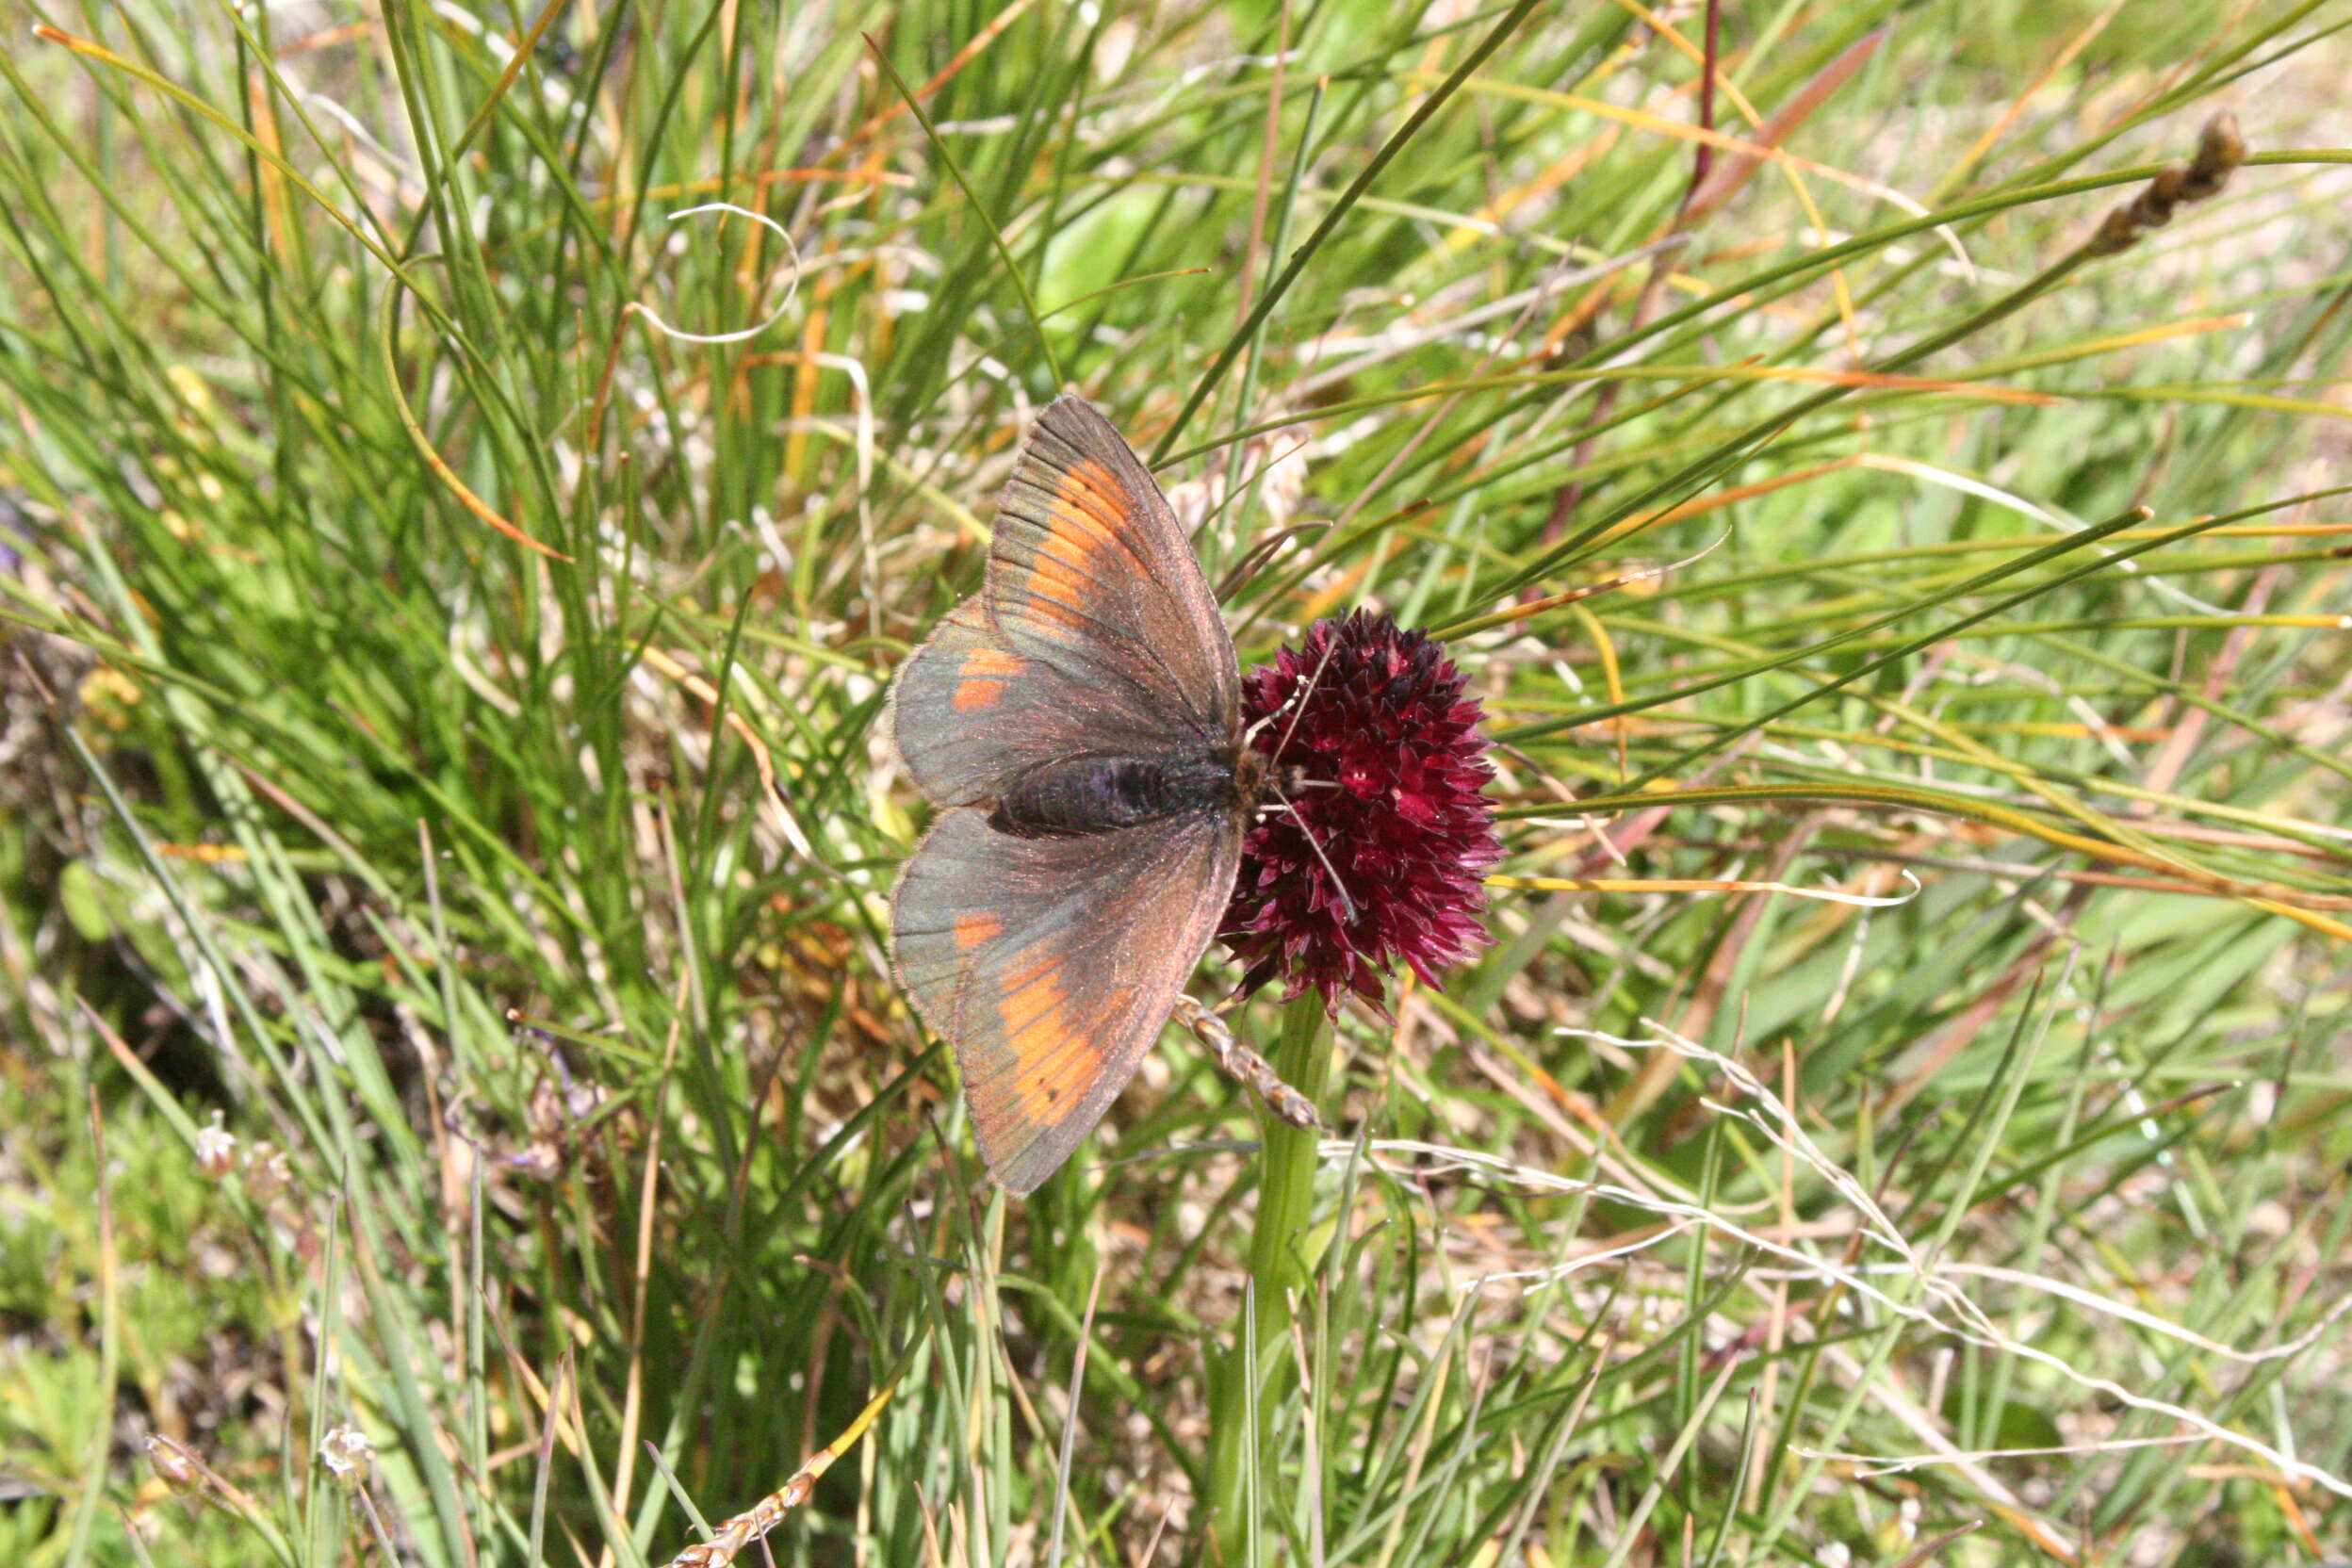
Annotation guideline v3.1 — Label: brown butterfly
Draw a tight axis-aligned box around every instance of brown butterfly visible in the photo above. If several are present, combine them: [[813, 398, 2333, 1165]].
[[888, 396, 1313, 1193]]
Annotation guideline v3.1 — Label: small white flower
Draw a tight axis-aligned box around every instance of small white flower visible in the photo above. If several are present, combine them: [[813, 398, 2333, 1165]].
[[319, 1425, 374, 1484], [194, 1114, 237, 1179]]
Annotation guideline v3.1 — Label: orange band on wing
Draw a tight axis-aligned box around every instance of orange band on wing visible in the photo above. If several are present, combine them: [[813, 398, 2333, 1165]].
[[1012, 459, 1125, 633], [997, 950, 1083, 1121], [1026, 551, 1095, 613], [955, 911, 1003, 951], [952, 645, 1025, 711], [958, 646, 1025, 678], [1000, 950, 1068, 1038]]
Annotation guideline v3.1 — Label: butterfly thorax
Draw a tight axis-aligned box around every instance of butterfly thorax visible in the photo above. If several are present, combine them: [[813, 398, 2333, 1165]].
[[988, 746, 1264, 840]]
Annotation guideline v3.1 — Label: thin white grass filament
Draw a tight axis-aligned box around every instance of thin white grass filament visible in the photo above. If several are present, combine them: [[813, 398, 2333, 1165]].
[[636, 203, 804, 346], [1316, 1015, 2352, 1508]]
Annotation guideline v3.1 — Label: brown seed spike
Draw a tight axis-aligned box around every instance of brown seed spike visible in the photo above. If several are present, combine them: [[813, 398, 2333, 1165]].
[[661, 1380, 898, 1568], [2082, 110, 2250, 259], [1170, 994, 1325, 1131], [2185, 111, 2247, 199]]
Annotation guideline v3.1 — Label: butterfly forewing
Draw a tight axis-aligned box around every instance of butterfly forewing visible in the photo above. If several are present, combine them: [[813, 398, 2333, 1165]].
[[985, 397, 1239, 740], [890, 807, 1242, 1193], [890, 397, 1239, 807]]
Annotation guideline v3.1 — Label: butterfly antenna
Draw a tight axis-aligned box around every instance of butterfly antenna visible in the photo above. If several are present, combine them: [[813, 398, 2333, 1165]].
[[1237, 631, 1357, 918], [1266, 776, 1360, 925], [1243, 629, 1343, 759], [1274, 634, 1342, 762]]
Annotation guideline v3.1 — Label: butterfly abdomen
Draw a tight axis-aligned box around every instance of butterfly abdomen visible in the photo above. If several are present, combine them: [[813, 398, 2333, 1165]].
[[988, 754, 1239, 840]]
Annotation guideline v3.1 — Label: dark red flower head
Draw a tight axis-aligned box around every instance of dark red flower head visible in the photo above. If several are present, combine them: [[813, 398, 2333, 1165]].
[[1222, 610, 1502, 1011]]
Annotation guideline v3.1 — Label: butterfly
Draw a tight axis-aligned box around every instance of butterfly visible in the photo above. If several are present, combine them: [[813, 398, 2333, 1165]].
[[887, 395, 1312, 1194]]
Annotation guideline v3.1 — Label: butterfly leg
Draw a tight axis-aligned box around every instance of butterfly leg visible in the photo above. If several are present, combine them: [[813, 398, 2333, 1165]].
[[1170, 994, 1322, 1130]]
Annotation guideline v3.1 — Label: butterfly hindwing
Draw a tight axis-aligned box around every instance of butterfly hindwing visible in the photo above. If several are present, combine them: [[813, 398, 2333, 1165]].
[[890, 805, 1242, 1194]]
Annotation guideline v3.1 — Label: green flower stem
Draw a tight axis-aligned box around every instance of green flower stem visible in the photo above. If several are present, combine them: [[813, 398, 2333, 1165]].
[[1206, 994, 1333, 1557]]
